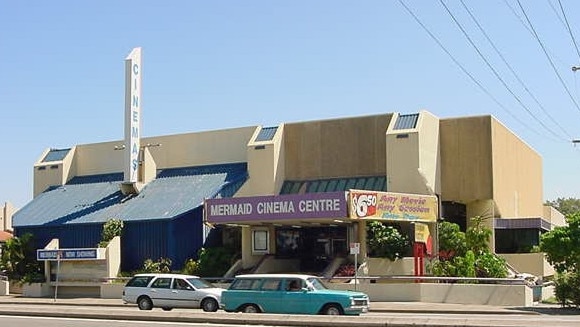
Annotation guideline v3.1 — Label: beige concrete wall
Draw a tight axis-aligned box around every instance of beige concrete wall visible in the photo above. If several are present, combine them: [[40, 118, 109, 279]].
[[331, 282, 421, 302], [33, 146, 76, 197], [240, 226, 275, 269], [386, 126, 421, 194], [330, 282, 532, 306], [240, 125, 285, 196], [366, 257, 416, 276], [419, 283, 532, 306], [500, 253, 555, 278], [0, 281, 8, 296], [284, 114, 392, 180], [73, 142, 124, 177], [491, 119, 543, 218], [1, 201, 16, 231], [142, 127, 256, 169], [141, 147, 157, 185], [106, 236, 121, 278], [418, 111, 442, 195], [386, 111, 440, 195], [543, 206, 566, 228], [35, 127, 256, 197], [100, 283, 124, 299], [440, 116, 493, 202]]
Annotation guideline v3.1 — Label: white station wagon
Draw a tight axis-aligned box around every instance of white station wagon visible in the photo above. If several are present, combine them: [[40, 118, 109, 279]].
[[122, 273, 223, 312]]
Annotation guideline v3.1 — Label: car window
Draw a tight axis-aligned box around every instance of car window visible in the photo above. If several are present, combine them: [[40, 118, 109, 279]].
[[173, 278, 192, 290], [150, 277, 172, 289], [307, 277, 328, 290], [229, 278, 261, 290], [187, 277, 214, 289], [126, 276, 153, 287], [285, 279, 303, 291], [261, 278, 282, 291]]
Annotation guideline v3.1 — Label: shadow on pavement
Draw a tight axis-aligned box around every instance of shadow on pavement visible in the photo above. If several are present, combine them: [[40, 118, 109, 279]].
[[510, 306, 580, 315]]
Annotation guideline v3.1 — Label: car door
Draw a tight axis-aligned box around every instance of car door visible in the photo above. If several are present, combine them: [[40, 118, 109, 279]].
[[148, 277, 173, 307], [257, 278, 284, 313], [282, 278, 312, 314], [168, 277, 200, 308]]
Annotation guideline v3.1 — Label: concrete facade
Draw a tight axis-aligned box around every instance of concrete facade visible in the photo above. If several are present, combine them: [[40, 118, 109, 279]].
[[1, 201, 15, 232], [26, 111, 557, 279]]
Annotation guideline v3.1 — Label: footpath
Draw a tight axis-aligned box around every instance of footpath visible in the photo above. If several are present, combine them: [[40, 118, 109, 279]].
[[1, 295, 579, 327], [0, 294, 563, 315]]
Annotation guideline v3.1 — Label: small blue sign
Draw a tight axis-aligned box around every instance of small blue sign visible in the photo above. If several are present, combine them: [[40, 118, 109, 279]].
[[37, 248, 99, 261]]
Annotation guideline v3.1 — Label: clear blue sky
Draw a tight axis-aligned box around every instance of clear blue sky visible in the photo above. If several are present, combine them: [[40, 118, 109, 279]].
[[1, 1, 580, 209]]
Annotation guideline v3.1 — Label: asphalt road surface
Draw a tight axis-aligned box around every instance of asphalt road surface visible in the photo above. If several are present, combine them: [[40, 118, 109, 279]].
[[0, 316, 283, 327]]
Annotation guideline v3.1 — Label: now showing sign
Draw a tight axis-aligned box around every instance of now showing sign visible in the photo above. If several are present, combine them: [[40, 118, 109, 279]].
[[37, 248, 103, 261]]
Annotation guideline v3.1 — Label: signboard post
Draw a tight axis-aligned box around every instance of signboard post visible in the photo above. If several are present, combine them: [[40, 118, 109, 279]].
[[54, 250, 62, 302], [350, 242, 360, 291]]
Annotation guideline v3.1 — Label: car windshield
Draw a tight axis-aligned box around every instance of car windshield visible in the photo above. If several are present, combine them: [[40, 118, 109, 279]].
[[307, 277, 328, 290], [187, 277, 215, 289]]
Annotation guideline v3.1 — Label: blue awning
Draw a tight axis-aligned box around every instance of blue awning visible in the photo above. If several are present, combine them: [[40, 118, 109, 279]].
[[13, 163, 248, 227]]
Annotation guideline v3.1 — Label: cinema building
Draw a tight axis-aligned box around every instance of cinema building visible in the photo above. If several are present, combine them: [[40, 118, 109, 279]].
[[12, 110, 564, 278]]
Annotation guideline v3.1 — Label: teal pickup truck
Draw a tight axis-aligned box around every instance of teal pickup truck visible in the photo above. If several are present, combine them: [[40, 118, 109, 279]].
[[221, 274, 369, 315]]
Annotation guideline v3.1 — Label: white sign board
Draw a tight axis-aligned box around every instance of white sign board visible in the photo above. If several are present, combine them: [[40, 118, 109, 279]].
[[124, 47, 142, 183], [350, 242, 360, 255]]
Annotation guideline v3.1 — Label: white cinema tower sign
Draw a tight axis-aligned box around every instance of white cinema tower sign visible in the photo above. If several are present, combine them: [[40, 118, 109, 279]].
[[124, 47, 142, 184]]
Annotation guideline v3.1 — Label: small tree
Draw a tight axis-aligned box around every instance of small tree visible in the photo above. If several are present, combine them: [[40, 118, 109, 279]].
[[438, 221, 467, 259], [98, 218, 124, 248], [0, 233, 44, 283], [428, 217, 507, 279], [540, 212, 580, 307], [194, 247, 237, 277], [541, 212, 580, 274], [366, 221, 410, 261]]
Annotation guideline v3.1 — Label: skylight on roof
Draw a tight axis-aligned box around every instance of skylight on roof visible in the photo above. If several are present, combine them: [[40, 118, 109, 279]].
[[42, 148, 71, 162]]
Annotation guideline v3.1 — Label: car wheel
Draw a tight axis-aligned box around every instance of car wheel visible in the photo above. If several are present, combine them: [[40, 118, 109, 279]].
[[137, 296, 153, 310], [201, 298, 219, 312], [322, 304, 343, 315], [242, 304, 260, 313], [161, 307, 173, 311]]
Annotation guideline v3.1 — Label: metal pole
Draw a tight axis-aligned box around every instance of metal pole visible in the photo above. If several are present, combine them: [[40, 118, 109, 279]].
[[54, 251, 61, 302], [354, 252, 358, 291]]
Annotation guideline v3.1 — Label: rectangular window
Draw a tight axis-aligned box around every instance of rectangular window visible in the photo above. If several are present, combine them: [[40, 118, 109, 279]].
[[261, 279, 282, 291], [252, 229, 269, 254]]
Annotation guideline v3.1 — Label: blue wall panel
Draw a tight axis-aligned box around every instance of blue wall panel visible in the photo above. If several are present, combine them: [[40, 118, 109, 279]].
[[16, 224, 103, 250], [168, 207, 204, 269], [16, 209, 206, 273]]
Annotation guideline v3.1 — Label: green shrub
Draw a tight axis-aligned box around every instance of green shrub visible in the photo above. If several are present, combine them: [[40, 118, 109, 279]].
[[194, 247, 236, 277], [366, 221, 410, 261], [182, 258, 199, 275], [141, 257, 172, 273], [0, 233, 43, 284], [98, 218, 124, 248], [428, 217, 507, 279], [554, 272, 580, 308]]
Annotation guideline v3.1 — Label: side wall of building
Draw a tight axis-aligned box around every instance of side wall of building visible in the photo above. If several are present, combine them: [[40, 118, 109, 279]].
[[491, 119, 543, 218], [33, 127, 258, 197], [440, 116, 494, 203], [284, 114, 392, 181]]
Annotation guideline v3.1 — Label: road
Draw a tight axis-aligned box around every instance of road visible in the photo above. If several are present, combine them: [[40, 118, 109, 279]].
[[0, 316, 280, 327], [0, 303, 579, 327]]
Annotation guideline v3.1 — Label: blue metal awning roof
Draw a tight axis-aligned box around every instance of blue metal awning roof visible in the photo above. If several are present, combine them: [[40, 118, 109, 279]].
[[13, 163, 248, 227]]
